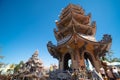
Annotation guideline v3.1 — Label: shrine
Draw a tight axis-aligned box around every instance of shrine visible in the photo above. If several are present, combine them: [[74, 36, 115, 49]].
[[12, 50, 46, 80], [47, 3, 112, 74]]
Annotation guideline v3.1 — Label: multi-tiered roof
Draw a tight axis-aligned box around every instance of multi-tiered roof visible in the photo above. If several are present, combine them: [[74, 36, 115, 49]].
[[54, 4, 96, 43], [47, 4, 112, 72], [47, 4, 112, 59], [15, 50, 44, 78]]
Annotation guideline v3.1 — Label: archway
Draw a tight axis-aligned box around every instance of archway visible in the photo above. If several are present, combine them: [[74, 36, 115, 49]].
[[84, 52, 95, 71], [63, 53, 72, 71]]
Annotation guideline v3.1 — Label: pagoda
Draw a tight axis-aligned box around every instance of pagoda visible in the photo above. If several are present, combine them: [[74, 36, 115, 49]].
[[47, 3, 112, 73], [13, 50, 45, 80]]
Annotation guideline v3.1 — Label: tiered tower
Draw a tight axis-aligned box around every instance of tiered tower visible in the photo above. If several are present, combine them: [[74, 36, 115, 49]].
[[14, 50, 44, 79], [47, 4, 112, 72]]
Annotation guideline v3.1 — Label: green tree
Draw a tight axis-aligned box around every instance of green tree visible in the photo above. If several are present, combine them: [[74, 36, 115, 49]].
[[111, 58, 120, 62], [105, 50, 113, 62], [104, 50, 120, 62], [14, 61, 24, 73]]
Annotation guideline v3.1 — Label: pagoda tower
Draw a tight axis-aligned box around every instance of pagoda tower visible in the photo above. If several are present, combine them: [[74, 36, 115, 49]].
[[13, 50, 44, 79], [47, 4, 112, 72]]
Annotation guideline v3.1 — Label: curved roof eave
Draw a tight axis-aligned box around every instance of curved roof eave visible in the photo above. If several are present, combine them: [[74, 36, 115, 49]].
[[57, 33, 112, 48]]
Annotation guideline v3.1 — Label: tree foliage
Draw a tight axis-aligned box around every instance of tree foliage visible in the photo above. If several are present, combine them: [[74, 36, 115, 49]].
[[104, 50, 120, 62], [14, 61, 24, 73], [0, 55, 4, 68]]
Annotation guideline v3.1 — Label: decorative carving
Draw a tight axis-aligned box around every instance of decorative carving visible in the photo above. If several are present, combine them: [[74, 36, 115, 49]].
[[12, 50, 45, 80], [47, 41, 59, 59], [57, 34, 72, 45], [91, 21, 96, 26], [100, 34, 112, 43], [47, 3, 112, 79], [54, 3, 96, 41], [48, 70, 72, 80]]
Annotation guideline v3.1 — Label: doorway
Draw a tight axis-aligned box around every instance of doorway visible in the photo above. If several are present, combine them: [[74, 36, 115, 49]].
[[63, 53, 72, 71]]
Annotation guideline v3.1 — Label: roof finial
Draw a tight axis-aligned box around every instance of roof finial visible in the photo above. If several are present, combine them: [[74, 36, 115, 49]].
[[34, 49, 39, 56]]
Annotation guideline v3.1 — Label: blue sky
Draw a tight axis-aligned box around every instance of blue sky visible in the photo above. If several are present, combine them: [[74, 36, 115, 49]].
[[0, 0, 120, 67]]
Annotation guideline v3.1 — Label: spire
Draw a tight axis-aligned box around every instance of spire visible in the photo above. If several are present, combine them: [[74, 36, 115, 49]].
[[33, 49, 39, 57], [54, 4, 96, 41], [14, 50, 44, 78]]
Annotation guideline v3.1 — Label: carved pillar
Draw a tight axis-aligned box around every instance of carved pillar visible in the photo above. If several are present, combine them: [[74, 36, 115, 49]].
[[94, 60, 101, 72], [74, 45, 85, 69], [80, 52, 86, 69], [59, 60, 63, 70], [59, 54, 63, 70], [78, 42, 87, 69], [70, 51, 76, 70], [76, 48, 81, 69], [93, 45, 102, 72]]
